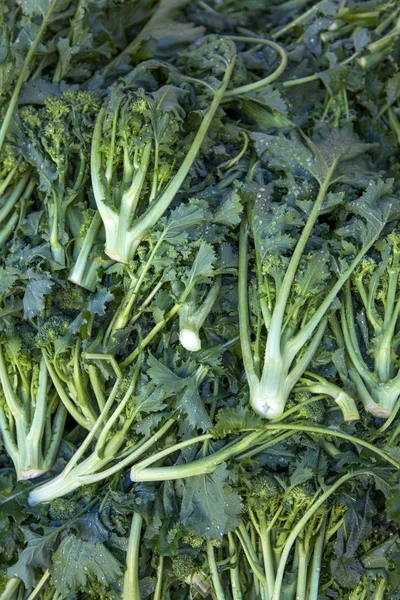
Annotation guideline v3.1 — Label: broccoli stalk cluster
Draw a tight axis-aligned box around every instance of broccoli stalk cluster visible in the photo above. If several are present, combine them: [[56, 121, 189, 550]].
[[0, 327, 67, 480]]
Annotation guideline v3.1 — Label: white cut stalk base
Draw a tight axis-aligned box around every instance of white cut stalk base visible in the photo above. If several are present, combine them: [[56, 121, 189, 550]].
[[19, 467, 49, 480], [180, 329, 201, 352], [251, 395, 285, 419], [366, 404, 392, 418], [105, 248, 129, 264]]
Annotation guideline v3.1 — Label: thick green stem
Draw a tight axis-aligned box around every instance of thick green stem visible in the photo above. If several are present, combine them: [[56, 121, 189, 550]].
[[68, 211, 104, 291], [259, 514, 275, 600], [224, 37, 287, 97], [153, 556, 163, 600], [79, 419, 175, 485], [373, 577, 387, 600], [207, 541, 226, 600], [131, 433, 211, 476], [228, 532, 243, 600], [106, 141, 152, 262], [122, 51, 236, 260], [253, 161, 337, 419], [307, 514, 327, 600], [261, 423, 399, 467], [123, 513, 143, 600], [296, 540, 308, 600], [131, 431, 264, 481], [0, 171, 30, 224], [43, 353, 93, 429], [179, 279, 221, 351], [0, 578, 21, 600], [238, 222, 260, 400], [236, 522, 266, 585]]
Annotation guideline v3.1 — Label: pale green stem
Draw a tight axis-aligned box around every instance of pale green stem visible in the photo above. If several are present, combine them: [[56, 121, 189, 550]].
[[123, 513, 143, 600], [207, 541, 226, 600]]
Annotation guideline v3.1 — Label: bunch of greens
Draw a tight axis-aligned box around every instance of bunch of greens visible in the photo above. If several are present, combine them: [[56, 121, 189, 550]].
[[1, 1, 400, 600]]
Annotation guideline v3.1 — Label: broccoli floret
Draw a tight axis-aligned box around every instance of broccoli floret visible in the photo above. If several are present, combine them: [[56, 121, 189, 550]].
[[36, 315, 71, 350], [293, 393, 325, 423], [49, 498, 78, 521], [54, 283, 86, 313], [0, 142, 27, 178], [172, 554, 197, 582], [182, 532, 206, 548], [19, 105, 42, 129], [246, 473, 281, 512], [285, 481, 316, 510]]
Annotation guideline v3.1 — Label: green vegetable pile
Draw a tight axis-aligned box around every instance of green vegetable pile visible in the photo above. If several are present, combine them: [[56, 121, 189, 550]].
[[1, 0, 400, 598]]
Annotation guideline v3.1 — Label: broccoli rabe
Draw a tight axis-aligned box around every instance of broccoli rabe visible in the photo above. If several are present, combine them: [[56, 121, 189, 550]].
[[239, 135, 393, 419], [0, 325, 67, 480], [20, 90, 100, 266], [172, 554, 197, 582], [28, 362, 175, 505], [294, 374, 360, 421], [340, 232, 400, 420], [37, 315, 99, 430], [91, 39, 236, 264]]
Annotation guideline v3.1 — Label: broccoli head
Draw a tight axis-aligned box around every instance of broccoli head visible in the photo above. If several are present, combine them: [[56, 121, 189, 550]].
[[172, 554, 197, 582], [245, 473, 281, 512], [292, 392, 326, 423], [36, 315, 71, 351], [48, 498, 78, 521]]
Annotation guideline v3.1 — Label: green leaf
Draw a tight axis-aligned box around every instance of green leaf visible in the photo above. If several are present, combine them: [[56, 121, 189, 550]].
[[0, 267, 19, 296], [176, 377, 211, 431], [387, 483, 400, 525], [163, 200, 207, 244], [213, 189, 243, 226], [180, 463, 242, 538], [213, 405, 263, 437], [147, 356, 211, 430], [185, 242, 216, 286], [386, 73, 400, 106], [87, 289, 114, 316], [147, 355, 185, 392], [52, 534, 122, 596], [23, 278, 53, 318], [8, 527, 59, 588], [337, 179, 393, 248], [250, 131, 327, 182]]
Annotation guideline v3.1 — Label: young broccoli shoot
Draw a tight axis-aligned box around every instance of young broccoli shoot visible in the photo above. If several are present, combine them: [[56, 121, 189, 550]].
[[27, 360, 175, 505], [0, 326, 67, 480], [91, 39, 236, 264], [239, 130, 393, 419], [340, 232, 400, 421], [20, 91, 100, 266]]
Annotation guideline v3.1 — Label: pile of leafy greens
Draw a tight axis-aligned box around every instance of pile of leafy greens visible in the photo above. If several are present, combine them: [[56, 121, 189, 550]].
[[1, 0, 400, 599]]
